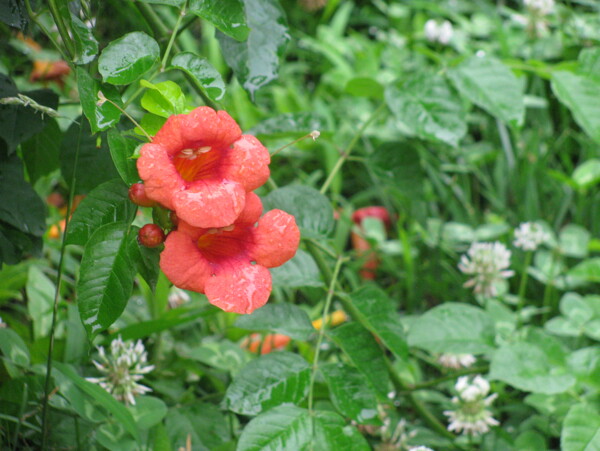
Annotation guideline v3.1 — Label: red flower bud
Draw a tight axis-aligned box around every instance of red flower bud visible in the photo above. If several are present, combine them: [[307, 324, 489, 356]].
[[351, 206, 391, 227], [138, 224, 165, 248], [128, 183, 155, 207], [351, 206, 392, 280]]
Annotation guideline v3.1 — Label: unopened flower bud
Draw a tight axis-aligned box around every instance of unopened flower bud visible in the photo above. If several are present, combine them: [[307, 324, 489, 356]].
[[138, 224, 165, 248]]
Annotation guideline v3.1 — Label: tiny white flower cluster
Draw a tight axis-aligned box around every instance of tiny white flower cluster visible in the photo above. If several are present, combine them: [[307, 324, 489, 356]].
[[438, 353, 477, 370], [524, 0, 555, 16], [513, 222, 549, 251], [86, 336, 154, 405], [444, 375, 499, 436], [458, 242, 514, 297], [424, 20, 454, 45], [409, 447, 435, 451]]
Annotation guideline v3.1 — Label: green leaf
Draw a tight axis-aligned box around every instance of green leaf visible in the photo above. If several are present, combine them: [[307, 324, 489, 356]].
[[140, 79, 187, 118], [237, 405, 369, 451], [560, 225, 590, 258], [572, 159, 600, 190], [77, 223, 137, 338], [248, 112, 326, 138], [60, 118, 120, 194], [216, 0, 289, 99], [77, 68, 123, 133], [108, 308, 208, 341], [223, 352, 310, 415], [328, 322, 390, 397], [66, 179, 137, 246], [369, 143, 424, 197], [561, 403, 600, 451], [130, 396, 168, 429], [53, 362, 140, 440], [0, 223, 42, 266], [136, 113, 167, 137], [189, 0, 249, 41], [568, 347, 600, 389], [551, 71, 600, 144], [96, 423, 137, 451], [407, 303, 496, 354], [489, 342, 576, 394], [271, 249, 323, 288], [320, 363, 380, 425], [448, 55, 524, 126], [0, 0, 28, 30], [345, 77, 384, 100], [21, 118, 61, 184], [0, 328, 30, 367], [262, 186, 334, 239], [385, 72, 466, 146], [70, 14, 99, 65], [568, 258, 600, 284], [165, 403, 231, 450], [234, 303, 315, 340], [170, 52, 226, 102], [128, 234, 161, 291], [179, 340, 251, 374], [26, 266, 54, 339], [98, 32, 160, 85], [0, 149, 46, 237], [107, 129, 140, 185], [579, 48, 600, 82], [349, 285, 407, 359]]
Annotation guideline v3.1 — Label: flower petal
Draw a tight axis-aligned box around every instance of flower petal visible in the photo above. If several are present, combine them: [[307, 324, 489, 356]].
[[137, 143, 184, 209], [204, 263, 272, 314], [222, 135, 271, 191], [251, 210, 300, 268], [152, 114, 187, 155], [172, 179, 246, 229], [160, 231, 212, 293], [181, 107, 241, 148], [236, 192, 263, 225]]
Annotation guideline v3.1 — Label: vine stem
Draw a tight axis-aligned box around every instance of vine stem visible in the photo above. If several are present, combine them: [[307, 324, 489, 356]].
[[307, 256, 344, 413], [161, 0, 188, 70], [270, 131, 320, 157], [319, 103, 386, 195], [24, 0, 68, 62], [47, 0, 76, 59], [98, 93, 152, 141], [41, 117, 83, 450]]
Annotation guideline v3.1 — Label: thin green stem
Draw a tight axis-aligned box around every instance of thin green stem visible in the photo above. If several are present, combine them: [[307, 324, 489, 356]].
[[24, 0, 68, 61], [161, 0, 188, 70], [307, 238, 338, 260], [271, 131, 320, 157], [516, 251, 533, 325], [41, 119, 83, 450], [308, 257, 344, 413], [47, 0, 75, 59], [320, 103, 386, 195], [100, 94, 152, 141], [405, 366, 489, 391]]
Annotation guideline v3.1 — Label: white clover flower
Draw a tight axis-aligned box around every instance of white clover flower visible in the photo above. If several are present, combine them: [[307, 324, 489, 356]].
[[444, 375, 499, 436], [424, 20, 454, 45], [524, 0, 555, 16], [410, 447, 435, 451], [86, 336, 154, 405], [438, 353, 477, 369], [513, 222, 549, 251], [458, 242, 514, 297]]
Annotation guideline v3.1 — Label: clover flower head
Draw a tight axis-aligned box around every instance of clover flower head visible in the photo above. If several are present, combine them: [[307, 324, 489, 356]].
[[86, 336, 154, 405], [137, 106, 270, 229], [438, 353, 477, 370], [513, 222, 549, 251], [160, 193, 300, 314], [524, 0, 555, 16], [444, 375, 499, 436], [424, 19, 453, 45], [409, 447, 435, 451], [458, 242, 514, 297]]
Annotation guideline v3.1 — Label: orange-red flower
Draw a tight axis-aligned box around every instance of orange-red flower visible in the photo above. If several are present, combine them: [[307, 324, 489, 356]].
[[351, 206, 391, 280], [160, 193, 300, 314], [137, 107, 270, 229]]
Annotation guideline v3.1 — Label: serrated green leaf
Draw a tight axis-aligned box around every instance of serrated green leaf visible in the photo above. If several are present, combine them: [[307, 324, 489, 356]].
[[98, 32, 159, 85], [216, 0, 289, 99], [320, 363, 380, 425], [313, 410, 371, 451], [551, 71, 600, 144], [407, 303, 495, 354], [271, 249, 323, 288], [170, 52, 226, 102], [328, 322, 390, 397], [77, 68, 123, 133], [189, 0, 249, 41], [223, 352, 310, 415], [490, 342, 576, 394], [349, 285, 407, 359], [54, 362, 140, 440], [107, 130, 140, 185], [140, 79, 187, 117], [448, 55, 524, 126], [165, 403, 231, 450], [66, 179, 137, 246], [77, 222, 136, 338], [70, 14, 98, 65], [262, 186, 334, 239], [179, 340, 251, 374], [561, 403, 600, 451], [385, 72, 466, 146], [567, 347, 600, 389], [235, 303, 315, 340]]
